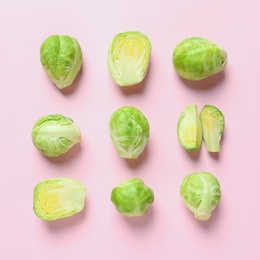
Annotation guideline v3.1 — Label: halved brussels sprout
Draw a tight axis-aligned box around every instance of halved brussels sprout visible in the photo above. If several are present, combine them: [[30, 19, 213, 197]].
[[109, 106, 149, 159], [177, 105, 202, 151], [200, 105, 225, 152], [32, 114, 81, 157], [180, 172, 221, 221], [40, 35, 82, 89], [111, 178, 154, 217], [33, 178, 86, 221], [107, 31, 151, 87], [173, 37, 227, 81]]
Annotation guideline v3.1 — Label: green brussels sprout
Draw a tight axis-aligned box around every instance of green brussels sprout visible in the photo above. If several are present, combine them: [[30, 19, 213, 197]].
[[173, 37, 227, 81], [109, 106, 149, 159], [200, 105, 225, 152], [177, 105, 202, 151], [32, 114, 81, 157], [40, 35, 82, 89], [180, 172, 221, 221], [107, 31, 151, 87], [111, 178, 154, 217], [33, 178, 86, 221]]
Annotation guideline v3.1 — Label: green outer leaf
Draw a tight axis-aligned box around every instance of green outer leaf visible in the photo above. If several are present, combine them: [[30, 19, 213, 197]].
[[177, 105, 202, 151], [32, 114, 81, 157], [107, 31, 151, 87], [111, 178, 154, 217], [33, 178, 86, 221], [200, 105, 225, 152], [173, 37, 227, 81], [40, 35, 82, 89], [180, 172, 221, 221], [109, 106, 150, 159]]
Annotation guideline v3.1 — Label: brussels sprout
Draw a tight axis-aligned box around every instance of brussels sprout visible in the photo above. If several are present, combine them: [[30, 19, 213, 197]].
[[173, 37, 227, 81], [40, 35, 82, 89], [109, 106, 149, 159], [180, 172, 221, 221], [107, 31, 151, 87], [111, 178, 154, 217], [177, 105, 202, 151], [33, 178, 86, 221], [32, 114, 81, 157], [200, 105, 225, 152]]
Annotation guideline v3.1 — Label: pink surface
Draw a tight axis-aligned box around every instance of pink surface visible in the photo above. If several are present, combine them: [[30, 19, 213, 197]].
[[1, 1, 260, 259]]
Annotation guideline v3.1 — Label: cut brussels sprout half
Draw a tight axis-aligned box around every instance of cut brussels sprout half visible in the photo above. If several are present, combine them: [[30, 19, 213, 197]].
[[32, 114, 81, 157], [177, 105, 202, 151], [180, 172, 221, 221], [40, 35, 82, 89], [200, 105, 225, 152], [33, 178, 86, 221], [173, 37, 227, 81], [111, 178, 154, 217], [107, 31, 151, 87], [109, 106, 149, 159]]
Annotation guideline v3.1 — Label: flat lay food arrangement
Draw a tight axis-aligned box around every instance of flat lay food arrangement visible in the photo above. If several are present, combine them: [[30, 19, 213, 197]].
[[2, 2, 260, 259], [33, 33, 226, 222]]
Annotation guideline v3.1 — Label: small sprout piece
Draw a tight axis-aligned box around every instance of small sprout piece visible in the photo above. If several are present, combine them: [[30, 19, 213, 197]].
[[40, 35, 82, 89], [32, 114, 81, 157], [107, 31, 151, 87], [33, 178, 86, 221], [109, 106, 149, 159], [177, 105, 202, 151], [111, 178, 154, 217], [200, 105, 225, 152], [180, 172, 221, 221], [173, 37, 227, 81]]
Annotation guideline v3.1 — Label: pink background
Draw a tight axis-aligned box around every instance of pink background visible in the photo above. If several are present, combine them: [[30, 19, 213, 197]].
[[1, 0, 260, 259]]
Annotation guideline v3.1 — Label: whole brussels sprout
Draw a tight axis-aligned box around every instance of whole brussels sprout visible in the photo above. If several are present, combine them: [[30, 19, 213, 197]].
[[177, 105, 202, 151], [40, 35, 82, 89], [107, 31, 151, 87], [32, 114, 81, 157], [109, 106, 150, 159], [33, 178, 86, 221], [111, 178, 154, 217], [180, 172, 221, 221], [200, 105, 225, 152], [173, 37, 227, 81]]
